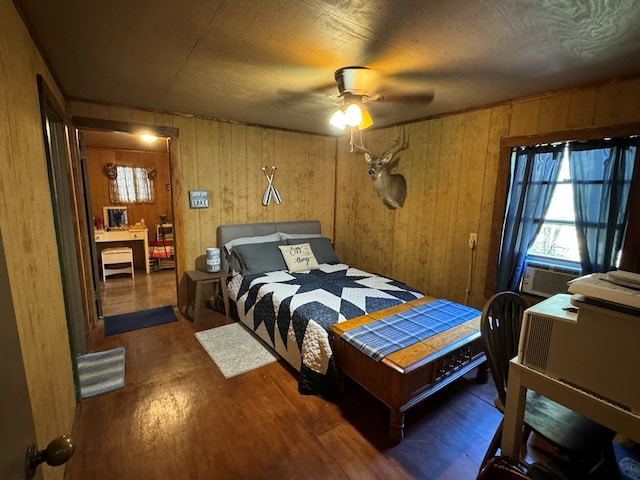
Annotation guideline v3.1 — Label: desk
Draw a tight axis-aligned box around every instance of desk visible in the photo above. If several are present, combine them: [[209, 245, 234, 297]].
[[502, 359, 640, 460], [95, 228, 150, 274]]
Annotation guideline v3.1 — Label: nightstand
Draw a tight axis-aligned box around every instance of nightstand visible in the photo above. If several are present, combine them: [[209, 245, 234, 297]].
[[185, 270, 229, 322]]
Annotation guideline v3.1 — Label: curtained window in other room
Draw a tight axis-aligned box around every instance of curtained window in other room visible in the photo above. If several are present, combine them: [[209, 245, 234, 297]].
[[104, 163, 156, 204]]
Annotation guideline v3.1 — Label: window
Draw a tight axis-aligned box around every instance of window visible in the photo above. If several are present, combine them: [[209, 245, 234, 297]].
[[109, 165, 154, 204], [495, 136, 638, 292], [527, 146, 580, 265]]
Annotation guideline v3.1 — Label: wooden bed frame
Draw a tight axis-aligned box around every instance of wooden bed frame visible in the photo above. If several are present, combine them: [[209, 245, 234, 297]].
[[330, 296, 488, 444]]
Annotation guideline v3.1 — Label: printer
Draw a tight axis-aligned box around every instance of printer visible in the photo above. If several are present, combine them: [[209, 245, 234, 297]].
[[518, 287, 640, 414]]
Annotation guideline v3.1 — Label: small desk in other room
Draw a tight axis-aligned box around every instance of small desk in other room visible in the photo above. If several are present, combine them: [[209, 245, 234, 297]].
[[94, 228, 150, 274], [185, 270, 230, 322]]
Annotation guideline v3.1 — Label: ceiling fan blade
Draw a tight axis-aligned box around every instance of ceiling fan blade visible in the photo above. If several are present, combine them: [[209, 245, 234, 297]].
[[276, 81, 340, 107], [372, 91, 435, 104]]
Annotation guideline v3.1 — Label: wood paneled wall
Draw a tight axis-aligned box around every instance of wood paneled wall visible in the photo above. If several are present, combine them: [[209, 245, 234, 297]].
[[86, 147, 171, 240], [334, 109, 509, 310], [172, 118, 336, 272], [177, 122, 336, 313], [1, 1, 76, 478], [335, 76, 640, 310]]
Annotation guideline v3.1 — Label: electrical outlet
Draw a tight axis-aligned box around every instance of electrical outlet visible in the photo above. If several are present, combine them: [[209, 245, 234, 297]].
[[469, 233, 478, 249]]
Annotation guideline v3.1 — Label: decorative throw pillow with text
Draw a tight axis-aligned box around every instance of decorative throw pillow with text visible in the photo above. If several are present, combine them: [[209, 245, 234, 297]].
[[278, 243, 319, 272]]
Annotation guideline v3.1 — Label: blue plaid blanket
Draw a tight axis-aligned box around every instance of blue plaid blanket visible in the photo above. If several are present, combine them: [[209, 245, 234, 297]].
[[340, 299, 481, 361]]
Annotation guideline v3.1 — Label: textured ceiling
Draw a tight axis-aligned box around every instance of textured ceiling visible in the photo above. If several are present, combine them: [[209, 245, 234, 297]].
[[15, 0, 640, 137]]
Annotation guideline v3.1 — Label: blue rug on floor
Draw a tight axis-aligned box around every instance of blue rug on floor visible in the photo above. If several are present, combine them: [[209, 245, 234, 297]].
[[104, 305, 178, 336], [77, 346, 125, 398]]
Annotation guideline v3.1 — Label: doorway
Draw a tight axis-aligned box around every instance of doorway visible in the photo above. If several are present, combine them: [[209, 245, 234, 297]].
[[77, 127, 178, 319]]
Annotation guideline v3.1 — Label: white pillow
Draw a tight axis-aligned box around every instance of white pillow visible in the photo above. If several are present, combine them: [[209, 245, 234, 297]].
[[224, 232, 283, 254], [280, 232, 323, 240], [278, 243, 319, 272]]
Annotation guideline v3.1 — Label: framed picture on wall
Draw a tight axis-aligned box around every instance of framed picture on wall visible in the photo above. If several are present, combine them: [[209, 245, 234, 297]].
[[189, 190, 209, 208]]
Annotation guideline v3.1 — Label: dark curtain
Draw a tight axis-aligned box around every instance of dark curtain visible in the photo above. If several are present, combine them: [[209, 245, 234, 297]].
[[495, 146, 563, 292], [569, 140, 638, 273]]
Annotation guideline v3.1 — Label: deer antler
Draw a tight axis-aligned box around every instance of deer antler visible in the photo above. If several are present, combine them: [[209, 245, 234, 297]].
[[350, 127, 409, 160], [349, 129, 371, 155], [380, 127, 409, 160]]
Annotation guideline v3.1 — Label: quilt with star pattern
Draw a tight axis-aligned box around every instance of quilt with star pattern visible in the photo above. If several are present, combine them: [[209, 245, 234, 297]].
[[227, 262, 423, 398]]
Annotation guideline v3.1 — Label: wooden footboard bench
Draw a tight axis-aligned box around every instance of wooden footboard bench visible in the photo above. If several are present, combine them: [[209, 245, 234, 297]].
[[330, 296, 488, 444]]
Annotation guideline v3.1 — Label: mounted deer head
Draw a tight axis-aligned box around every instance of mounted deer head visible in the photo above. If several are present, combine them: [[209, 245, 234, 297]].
[[352, 128, 409, 209]]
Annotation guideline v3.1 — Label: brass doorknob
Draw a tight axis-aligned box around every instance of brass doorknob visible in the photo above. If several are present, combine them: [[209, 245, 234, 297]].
[[25, 434, 75, 479]]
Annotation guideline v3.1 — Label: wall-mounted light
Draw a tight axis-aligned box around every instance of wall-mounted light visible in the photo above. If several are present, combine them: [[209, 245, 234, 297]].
[[141, 134, 158, 144]]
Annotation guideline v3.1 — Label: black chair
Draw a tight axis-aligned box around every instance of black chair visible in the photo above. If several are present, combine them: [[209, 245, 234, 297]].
[[477, 456, 567, 480], [479, 292, 618, 479]]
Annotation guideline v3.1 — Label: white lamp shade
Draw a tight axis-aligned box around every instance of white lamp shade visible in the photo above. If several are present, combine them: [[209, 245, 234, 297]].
[[329, 109, 347, 129], [345, 104, 363, 127]]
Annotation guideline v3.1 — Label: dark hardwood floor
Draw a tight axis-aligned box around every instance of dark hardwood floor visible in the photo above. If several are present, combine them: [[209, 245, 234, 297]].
[[65, 273, 505, 479], [99, 268, 178, 316]]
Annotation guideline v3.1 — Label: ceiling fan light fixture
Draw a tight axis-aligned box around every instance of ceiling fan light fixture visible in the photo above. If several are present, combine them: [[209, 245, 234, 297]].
[[329, 103, 373, 131], [357, 108, 373, 130], [329, 109, 347, 129], [344, 103, 363, 127]]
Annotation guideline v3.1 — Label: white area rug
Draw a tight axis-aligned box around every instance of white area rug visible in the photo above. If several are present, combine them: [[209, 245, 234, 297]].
[[195, 323, 278, 378]]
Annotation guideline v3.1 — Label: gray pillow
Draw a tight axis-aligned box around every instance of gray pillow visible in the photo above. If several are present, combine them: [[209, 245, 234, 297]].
[[232, 240, 287, 275], [224, 233, 284, 273], [286, 237, 340, 264]]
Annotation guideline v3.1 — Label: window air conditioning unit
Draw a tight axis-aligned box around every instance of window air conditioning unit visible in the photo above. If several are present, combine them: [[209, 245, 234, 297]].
[[520, 263, 580, 297]]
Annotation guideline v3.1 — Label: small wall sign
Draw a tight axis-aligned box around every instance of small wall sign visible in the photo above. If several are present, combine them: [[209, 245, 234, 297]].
[[189, 190, 209, 209]]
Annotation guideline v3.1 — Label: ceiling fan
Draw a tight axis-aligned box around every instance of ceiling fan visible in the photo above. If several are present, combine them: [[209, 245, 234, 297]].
[[329, 66, 434, 131]]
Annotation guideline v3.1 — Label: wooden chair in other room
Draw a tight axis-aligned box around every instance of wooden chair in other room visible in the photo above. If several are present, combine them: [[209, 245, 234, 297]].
[[101, 247, 134, 281], [479, 292, 618, 479]]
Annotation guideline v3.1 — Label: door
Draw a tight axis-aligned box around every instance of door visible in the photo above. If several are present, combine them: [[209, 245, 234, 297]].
[[38, 75, 87, 356], [0, 229, 39, 479], [77, 131, 103, 318]]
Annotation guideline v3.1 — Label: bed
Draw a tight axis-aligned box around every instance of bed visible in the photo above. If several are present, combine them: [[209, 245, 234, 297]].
[[216, 220, 424, 398]]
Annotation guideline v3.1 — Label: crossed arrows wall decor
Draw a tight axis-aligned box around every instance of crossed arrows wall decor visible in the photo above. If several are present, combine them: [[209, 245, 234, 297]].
[[261, 166, 281, 206]]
